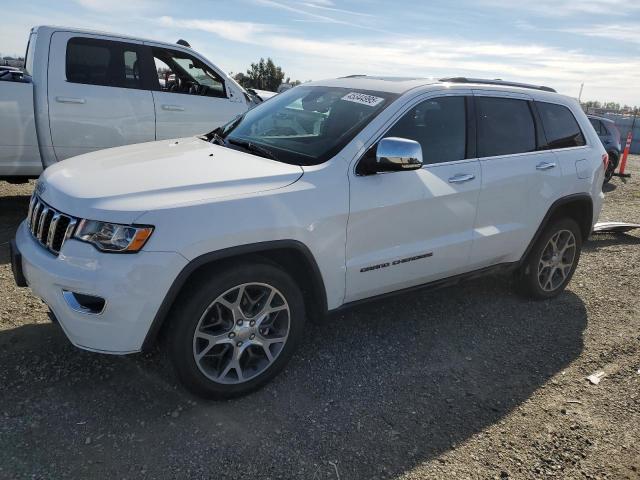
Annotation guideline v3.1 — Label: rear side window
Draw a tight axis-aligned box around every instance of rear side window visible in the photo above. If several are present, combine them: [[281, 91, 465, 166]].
[[589, 118, 604, 135], [66, 38, 143, 89], [537, 102, 586, 149], [476, 97, 536, 157], [385, 96, 467, 164]]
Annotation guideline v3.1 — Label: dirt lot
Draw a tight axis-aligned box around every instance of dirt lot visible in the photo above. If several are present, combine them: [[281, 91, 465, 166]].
[[1, 157, 639, 480]]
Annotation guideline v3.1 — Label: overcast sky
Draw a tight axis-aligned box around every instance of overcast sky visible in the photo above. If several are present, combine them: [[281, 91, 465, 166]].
[[2, 0, 639, 105]]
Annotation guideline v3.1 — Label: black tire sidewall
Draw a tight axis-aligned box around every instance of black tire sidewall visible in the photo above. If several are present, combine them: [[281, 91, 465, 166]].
[[168, 263, 305, 399], [604, 151, 619, 183], [520, 218, 583, 299]]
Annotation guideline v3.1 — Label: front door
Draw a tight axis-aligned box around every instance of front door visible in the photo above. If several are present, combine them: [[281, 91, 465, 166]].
[[147, 45, 247, 139], [345, 94, 481, 302]]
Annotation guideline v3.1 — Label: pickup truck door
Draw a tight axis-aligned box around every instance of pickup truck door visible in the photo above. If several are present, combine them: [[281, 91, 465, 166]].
[[146, 44, 247, 139], [345, 93, 481, 303], [47, 32, 156, 161]]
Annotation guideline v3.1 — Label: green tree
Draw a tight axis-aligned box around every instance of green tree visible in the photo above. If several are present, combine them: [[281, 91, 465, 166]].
[[238, 58, 286, 91]]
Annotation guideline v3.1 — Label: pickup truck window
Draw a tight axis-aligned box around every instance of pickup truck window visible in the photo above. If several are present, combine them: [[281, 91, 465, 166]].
[[66, 37, 144, 90], [24, 32, 37, 76], [152, 47, 226, 98], [220, 86, 397, 165]]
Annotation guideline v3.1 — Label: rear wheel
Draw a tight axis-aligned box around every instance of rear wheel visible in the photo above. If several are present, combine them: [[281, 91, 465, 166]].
[[167, 262, 305, 399], [516, 218, 582, 299]]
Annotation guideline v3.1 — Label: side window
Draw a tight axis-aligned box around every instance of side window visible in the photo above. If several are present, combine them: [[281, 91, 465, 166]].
[[152, 47, 226, 98], [589, 118, 603, 135], [537, 102, 586, 149], [66, 37, 143, 89], [384, 96, 466, 164], [476, 97, 536, 157]]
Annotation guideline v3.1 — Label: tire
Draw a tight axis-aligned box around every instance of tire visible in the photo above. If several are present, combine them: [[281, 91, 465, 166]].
[[603, 151, 618, 184], [167, 262, 305, 399], [516, 218, 582, 300]]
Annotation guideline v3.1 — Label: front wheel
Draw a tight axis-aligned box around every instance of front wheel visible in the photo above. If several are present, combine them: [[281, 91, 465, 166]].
[[516, 218, 583, 300], [167, 262, 305, 399]]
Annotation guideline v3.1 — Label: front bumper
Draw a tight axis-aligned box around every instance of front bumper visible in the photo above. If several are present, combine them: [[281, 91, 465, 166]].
[[15, 221, 188, 354]]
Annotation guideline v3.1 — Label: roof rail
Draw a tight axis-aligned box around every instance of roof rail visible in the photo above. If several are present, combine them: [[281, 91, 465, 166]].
[[439, 77, 556, 93], [340, 74, 366, 78]]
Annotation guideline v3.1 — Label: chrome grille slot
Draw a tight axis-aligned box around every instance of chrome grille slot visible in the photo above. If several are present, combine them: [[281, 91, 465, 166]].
[[27, 195, 78, 255]]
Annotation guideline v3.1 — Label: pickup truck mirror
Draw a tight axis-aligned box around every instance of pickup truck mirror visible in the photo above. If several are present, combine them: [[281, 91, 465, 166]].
[[0, 71, 31, 83]]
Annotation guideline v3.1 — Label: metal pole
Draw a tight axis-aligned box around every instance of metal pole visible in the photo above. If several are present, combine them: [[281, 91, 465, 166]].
[[578, 83, 584, 103]]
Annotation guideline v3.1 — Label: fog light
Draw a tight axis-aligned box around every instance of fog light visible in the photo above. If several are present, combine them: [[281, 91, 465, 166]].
[[62, 290, 106, 315]]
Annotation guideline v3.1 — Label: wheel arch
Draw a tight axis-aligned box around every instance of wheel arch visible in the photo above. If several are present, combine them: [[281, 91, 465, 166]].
[[141, 240, 328, 352], [520, 193, 593, 266]]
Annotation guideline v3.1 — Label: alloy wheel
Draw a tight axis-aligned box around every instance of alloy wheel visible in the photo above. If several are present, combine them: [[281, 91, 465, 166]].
[[537, 229, 577, 292], [192, 283, 290, 384]]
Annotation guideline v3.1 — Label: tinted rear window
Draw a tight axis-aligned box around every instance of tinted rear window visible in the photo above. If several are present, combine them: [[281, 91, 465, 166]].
[[66, 38, 143, 89], [537, 102, 586, 149], [589, 118, 604, 135], [476, 97, 536, 157]]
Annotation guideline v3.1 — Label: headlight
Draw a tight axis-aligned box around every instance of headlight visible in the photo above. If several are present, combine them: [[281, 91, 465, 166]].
[[74, 220, 153, 253]]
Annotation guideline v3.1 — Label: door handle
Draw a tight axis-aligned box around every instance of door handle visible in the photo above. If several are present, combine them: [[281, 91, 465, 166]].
[[56, 96, 86, 104], [161, 104, 185, 111], [448, 173, 475, 183], [536, 161, 556, 171]]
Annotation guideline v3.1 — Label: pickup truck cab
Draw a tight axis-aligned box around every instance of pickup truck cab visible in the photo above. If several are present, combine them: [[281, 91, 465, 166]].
[[0, 26, 255, 181], [11, 76, 605, 399]]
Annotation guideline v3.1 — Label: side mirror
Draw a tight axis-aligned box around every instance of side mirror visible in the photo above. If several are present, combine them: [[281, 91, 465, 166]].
[[374, 137, 423, 173]]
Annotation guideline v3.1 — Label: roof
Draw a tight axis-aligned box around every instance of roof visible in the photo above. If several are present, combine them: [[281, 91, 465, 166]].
[[307, 76, 438, 94], [308, 75, 561, 97], [32, 25, 183, 51], [587, 114, 615, 124]]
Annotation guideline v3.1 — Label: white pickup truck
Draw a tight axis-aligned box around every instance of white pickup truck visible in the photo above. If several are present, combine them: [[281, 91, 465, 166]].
[[0, 26, 258, 182]]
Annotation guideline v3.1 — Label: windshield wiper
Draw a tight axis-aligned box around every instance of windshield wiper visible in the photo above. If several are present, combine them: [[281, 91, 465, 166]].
[[227, 139, 279, 161], [210, 130, 227, 146]]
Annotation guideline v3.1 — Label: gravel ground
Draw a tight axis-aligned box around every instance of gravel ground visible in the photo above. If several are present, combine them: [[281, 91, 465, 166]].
[[1, 157, 639, 480]]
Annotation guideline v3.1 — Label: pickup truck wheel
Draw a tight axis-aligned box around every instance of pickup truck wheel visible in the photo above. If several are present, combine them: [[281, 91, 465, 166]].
[[168, 263, 305, 399], [517, 218, 582, 300]]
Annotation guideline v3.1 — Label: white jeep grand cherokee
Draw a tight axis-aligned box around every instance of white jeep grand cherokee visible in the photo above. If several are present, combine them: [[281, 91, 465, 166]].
[[11, 76, 605, 398]]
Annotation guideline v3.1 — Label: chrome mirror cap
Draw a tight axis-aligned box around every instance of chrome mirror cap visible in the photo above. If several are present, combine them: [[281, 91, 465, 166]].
[[375, 137, 423, 172]]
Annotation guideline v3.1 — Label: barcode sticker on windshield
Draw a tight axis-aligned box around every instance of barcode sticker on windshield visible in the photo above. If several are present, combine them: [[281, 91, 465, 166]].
[[341, 92, 384, 107]]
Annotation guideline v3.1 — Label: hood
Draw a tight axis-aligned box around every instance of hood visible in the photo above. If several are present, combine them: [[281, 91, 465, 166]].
[[40, 137, 303, 224]]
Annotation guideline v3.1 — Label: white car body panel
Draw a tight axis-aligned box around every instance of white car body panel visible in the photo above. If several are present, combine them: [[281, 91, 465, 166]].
[[16, 222, 187, 353], [0, 80, 42, 175], [15, 76, 606, 354], [39, 137, 303, 223]]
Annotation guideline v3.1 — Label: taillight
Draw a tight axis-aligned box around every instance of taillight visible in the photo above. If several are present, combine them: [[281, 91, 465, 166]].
[[602, 153, 609, 169]]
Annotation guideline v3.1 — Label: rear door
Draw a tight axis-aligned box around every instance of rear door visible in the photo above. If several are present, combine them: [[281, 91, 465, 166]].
[[536, 101, 590, 180], [469, 92, 563, 268], [48, 32, 156, 161], [147, 45, 247, 139]]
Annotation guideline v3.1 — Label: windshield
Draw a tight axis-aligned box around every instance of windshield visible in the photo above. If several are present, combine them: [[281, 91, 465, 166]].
[[215, 86, 398, 165]]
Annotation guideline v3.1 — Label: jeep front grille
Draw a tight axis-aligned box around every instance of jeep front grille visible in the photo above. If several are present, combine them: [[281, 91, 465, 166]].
[[26, 195, 78, 256]]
